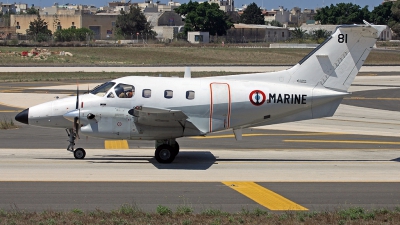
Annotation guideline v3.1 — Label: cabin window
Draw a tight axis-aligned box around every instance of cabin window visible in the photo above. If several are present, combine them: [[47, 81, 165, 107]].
[[90, 82, 115, 97], [186, 90, 195, 100], [164, 90, 173, 99], [142, 89, 151, 98], [114, 83, 135, 98]]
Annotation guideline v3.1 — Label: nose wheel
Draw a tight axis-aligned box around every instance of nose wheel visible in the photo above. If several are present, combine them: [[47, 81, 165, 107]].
[[66, 128, 86, 160], [74, 148, 86, 159]]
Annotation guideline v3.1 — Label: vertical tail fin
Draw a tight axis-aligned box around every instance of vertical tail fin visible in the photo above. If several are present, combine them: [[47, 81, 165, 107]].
[[288, 22, 387, 91]]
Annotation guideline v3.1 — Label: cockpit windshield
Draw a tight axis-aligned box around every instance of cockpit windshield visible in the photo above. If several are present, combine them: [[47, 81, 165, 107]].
[[90, 82, 115, 97], [114, 83, 135, 98]]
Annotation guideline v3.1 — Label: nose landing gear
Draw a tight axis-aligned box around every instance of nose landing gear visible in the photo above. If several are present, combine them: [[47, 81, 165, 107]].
[[66, 128, 86, 159]]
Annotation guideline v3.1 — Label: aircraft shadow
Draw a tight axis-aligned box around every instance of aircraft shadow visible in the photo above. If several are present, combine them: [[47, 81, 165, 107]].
[[36, 154, 400, 171], [37, 151, 217, 170], [151, 151, 216, 170], [216, 158, 400, 162]]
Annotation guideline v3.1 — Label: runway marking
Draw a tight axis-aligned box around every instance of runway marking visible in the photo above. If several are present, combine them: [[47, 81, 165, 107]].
[[191, 133, 341, 139], [344, 97, 400, 100], [0, 102, 25, 109], [0, 110, 20, 112], [104, 140, 129, 149], [222, 181, 308, 211], [284, 140, 400, 145]]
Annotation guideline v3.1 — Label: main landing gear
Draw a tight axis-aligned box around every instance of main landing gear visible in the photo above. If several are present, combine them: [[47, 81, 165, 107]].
[[66, 128, 86, 159], [154, 139, 180, 164]]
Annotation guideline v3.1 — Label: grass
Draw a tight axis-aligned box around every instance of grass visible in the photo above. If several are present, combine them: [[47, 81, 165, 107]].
[[0, 118, 18, 129], [0, 71, 243, 83], [0, 206, 399, 224], [1, 46, 400, 66]]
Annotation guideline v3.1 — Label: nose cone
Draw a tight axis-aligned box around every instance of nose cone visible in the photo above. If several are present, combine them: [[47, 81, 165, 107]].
[[15, 108, 29, 125]]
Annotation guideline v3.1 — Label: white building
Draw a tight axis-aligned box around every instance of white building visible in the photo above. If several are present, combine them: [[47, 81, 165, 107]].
[[208, 0, 234, 12], [0, 3, 16, 14], [264, 7, 290, 25], [15, 3, 28, 14], [188, 31, 209, 43]]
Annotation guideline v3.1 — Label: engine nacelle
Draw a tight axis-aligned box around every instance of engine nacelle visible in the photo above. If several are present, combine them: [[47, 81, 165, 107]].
[[65, 107, 184, 140], [75, 107, 132, 139]]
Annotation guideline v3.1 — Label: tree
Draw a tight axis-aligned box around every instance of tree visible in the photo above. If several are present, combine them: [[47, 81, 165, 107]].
[[26, 14, 52, 42], [291, 27, 307, 39], [315, 3, 370, 25], [269, 20, 283, 27], [115, 5, 156, 39], [391, 1, 400, 38], [392, 0, 400, 22], [174, 1, 233, 36], [53, 27, 94, 42], [370, 1, 393, 25], [26, 6, 39, 15], [311, 29, 330, 39], [311, 29, 331, 43], [239, 2, 264, 24]]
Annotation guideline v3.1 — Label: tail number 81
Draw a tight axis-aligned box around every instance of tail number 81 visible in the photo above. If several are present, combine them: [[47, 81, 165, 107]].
[[338, 34, 348, 43]]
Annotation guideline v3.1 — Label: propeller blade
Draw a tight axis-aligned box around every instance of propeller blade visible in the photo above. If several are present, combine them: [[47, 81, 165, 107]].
[[74, 82, 80, 139], [76, 82, 79, 110]]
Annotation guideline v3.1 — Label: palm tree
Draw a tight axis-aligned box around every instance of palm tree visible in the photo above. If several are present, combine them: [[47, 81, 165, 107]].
[[291, 27, 307, 40]]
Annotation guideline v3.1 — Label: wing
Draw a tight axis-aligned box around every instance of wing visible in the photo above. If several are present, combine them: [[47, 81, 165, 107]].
[[130, 106, 188, 127]]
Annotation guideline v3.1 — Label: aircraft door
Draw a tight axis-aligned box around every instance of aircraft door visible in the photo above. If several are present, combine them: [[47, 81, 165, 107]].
[[209, 83, 231, 132]]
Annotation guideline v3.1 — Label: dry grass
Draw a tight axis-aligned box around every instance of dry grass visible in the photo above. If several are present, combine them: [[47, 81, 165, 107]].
[[1, 46, 399, 66], [0, 206, 400, 225], [0, 118, 18, 129], [0, 72, 242, 83]]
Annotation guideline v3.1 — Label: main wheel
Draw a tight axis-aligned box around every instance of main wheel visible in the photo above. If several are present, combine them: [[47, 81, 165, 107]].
[[155, 144, 176, 164], [171, 141, 180, 156], [74, 148, 86, 159]]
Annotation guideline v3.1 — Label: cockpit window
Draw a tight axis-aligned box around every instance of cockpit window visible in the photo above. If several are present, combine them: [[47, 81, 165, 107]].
[[114, 83, 135, 98], [90, 82, 115, 97]]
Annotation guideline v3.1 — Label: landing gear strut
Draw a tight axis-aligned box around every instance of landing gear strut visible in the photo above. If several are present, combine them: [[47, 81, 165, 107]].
[[154, 139, 179, 163], [66, 128, 86, 159]]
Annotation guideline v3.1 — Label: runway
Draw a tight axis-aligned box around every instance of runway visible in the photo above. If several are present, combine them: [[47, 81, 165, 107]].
[[0, 69, 399, 212]]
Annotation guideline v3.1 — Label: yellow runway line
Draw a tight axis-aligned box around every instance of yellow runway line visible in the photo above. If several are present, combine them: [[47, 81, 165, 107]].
[[284, 140, 400, 145], [222, 181, 307, 211], [191, 132, 340, 139], [0, 110, 20, 112], [104, 140, 129, 149]]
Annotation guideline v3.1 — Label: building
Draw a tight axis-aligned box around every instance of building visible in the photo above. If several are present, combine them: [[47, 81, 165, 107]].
[[227, 23, 290, 43], [208, 0, 234, 12], [158, 0, 181, 12], [10, 10, 183, 40], [15, 3, 28, 14], [188, 31, 209, 43], [0, 3, 16, 14], [0, 26, 16, 40], [264, 7, 290, 25]]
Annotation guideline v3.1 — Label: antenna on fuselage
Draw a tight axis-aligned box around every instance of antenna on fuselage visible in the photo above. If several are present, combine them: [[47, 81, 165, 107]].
[[184, 66, 191, 78]]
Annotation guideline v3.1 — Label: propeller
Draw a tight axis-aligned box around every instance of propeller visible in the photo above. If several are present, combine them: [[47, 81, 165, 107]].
[[74, 83, 80, 139]]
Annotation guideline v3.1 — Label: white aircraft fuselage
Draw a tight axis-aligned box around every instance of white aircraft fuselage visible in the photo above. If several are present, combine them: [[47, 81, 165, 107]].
[[15, 22, 387, 163]]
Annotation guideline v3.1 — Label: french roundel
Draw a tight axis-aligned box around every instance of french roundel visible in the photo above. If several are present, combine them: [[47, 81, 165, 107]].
[[249, 90, 266, 106]]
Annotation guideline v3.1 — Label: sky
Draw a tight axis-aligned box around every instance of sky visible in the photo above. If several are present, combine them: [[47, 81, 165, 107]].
[[19, 0, 382, 11]]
